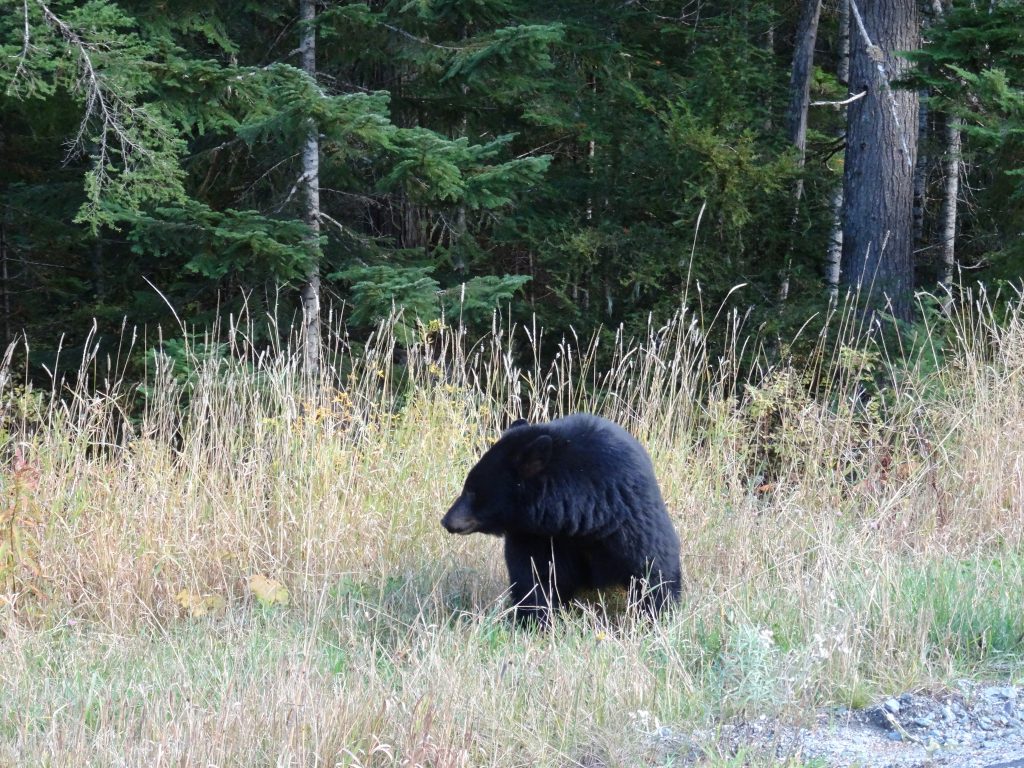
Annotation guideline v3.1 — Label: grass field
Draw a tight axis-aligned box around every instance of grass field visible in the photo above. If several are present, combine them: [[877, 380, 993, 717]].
[[1, 299, 1022, 766]]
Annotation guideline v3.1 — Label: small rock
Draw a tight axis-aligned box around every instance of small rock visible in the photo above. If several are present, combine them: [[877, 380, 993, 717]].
[[884, 698, 901, 715], [942, 705, 956, 722], [886, 731, 903, 742], [988, 686, 1017, 700], [912, 717, 933, 728]]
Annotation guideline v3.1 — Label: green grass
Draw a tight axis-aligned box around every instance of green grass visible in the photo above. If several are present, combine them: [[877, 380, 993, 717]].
[[1, 299, 1023, 765]]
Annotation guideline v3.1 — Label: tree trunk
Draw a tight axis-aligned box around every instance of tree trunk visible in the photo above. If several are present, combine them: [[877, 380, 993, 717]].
[[786, 0, 822, 153], [299, 0, 321, 375], [840, 0, 919, 322], [0, 222, 10, 345], [825, 184, 844, 300], [780, 0, 822, 302], [92, 236, 105, 300], [826, 0, 850, 300], [912, 96, 929, 248], [933, 0, 960, 308], [938, 115, 961, 302], [837, 0, 850, 86]]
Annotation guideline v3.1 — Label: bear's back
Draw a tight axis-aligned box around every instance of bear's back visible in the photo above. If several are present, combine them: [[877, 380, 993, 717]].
[[545, 413, 655, 477]]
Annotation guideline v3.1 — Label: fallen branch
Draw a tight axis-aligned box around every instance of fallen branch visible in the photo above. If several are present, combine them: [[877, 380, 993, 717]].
[[811, 91, 867, 108]]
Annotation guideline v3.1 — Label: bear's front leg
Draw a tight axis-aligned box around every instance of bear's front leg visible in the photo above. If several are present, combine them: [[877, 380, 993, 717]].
[[504, 535, 576, 626]]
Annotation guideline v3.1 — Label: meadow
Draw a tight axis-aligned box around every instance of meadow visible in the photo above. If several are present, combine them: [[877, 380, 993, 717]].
[[1, 295, 1022, 766]]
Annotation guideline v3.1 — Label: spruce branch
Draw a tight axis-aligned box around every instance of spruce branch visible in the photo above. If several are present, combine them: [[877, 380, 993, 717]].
[[35, 1, 148, 168], [381, 23, 463, 52], [16, 1, 182, 223]]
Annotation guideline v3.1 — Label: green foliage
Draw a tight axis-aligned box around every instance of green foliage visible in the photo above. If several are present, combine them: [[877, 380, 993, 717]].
[[334, 264, 529, 341], [2, 0, 547, 362], [381, 131, 548, 208], [337, 265, 441, 342], [140, 335, 230, 393], [442, 23, 564, 85], [902, 555, 1024, 658], [127, 202, 317, 281], [661, 102, 794, 238], [0, 0, 189, 225], [908, 0, 1024, 277], [442, 272, 530, 323], [5, 0, 1024, 372]]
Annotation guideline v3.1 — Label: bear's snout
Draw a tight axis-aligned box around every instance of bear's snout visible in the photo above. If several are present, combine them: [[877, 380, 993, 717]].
[[441, 497, 479, 534]]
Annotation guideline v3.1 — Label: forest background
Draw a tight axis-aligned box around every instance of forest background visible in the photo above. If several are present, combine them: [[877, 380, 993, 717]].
[[3, 4, 1024, 764], [3, 0, 1024, 374]]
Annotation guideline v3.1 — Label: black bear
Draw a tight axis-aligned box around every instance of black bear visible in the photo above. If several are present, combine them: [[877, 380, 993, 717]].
[[441, 413, 681, 624]]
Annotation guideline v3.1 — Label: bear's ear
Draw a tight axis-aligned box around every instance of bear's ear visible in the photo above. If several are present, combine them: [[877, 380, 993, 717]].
[[504, 418, 529, 433], [516, 434, 552, 478]]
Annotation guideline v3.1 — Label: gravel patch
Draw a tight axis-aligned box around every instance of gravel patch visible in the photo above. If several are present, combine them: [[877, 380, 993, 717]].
[[652, 682, 1024, 766]]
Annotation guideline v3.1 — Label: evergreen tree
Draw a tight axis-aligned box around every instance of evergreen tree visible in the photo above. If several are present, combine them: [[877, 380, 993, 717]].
[[17, 0, 1022, 374], [908, 0, 1024, 291], [1, 0, 549, 361]]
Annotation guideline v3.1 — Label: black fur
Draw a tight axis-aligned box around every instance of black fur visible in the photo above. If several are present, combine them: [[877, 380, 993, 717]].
[[442, 414, 681, 624]]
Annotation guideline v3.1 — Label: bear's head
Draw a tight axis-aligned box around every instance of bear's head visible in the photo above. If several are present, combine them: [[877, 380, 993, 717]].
[[441, 419, 552, 536]]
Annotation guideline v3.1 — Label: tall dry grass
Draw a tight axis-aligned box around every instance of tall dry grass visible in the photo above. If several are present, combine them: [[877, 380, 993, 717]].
[[0, 294, 1021, 766]]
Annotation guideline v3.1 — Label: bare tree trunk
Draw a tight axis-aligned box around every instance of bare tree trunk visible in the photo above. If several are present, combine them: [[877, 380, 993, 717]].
[[92, 236, 104, 300], [453, 52, 470, 272], [787, 0, 822, 153], [826, 184, 844, 300], [837, 0, 850, 86], [911, 0, 943, 255], [823, 0, 847, 301], [933, 0, 960, 308], [299, 0, 321, 374], [586, 73, 597, 223], [938, 115, 961, 302], [912, 96, 929, 247], [826, 0, 849, 300], [0, 222, 10, 345], [840, 0, 919, 322], [780, 0, 823, 302]]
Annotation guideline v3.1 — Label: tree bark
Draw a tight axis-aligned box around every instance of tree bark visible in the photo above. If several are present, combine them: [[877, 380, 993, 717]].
[[840, 0, 919, 322], [826, 0, 850, 300], [933, 0, 960, 308], [299, 0, 321, 375], [912, 96, 928, 247], [825, 184, 844, 300], [786, 0, 822, 153], [0, 222, 10, 346], [837, 0, 850, 86], [938, 115, 961, 302], [779, 0, 822, 303]]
